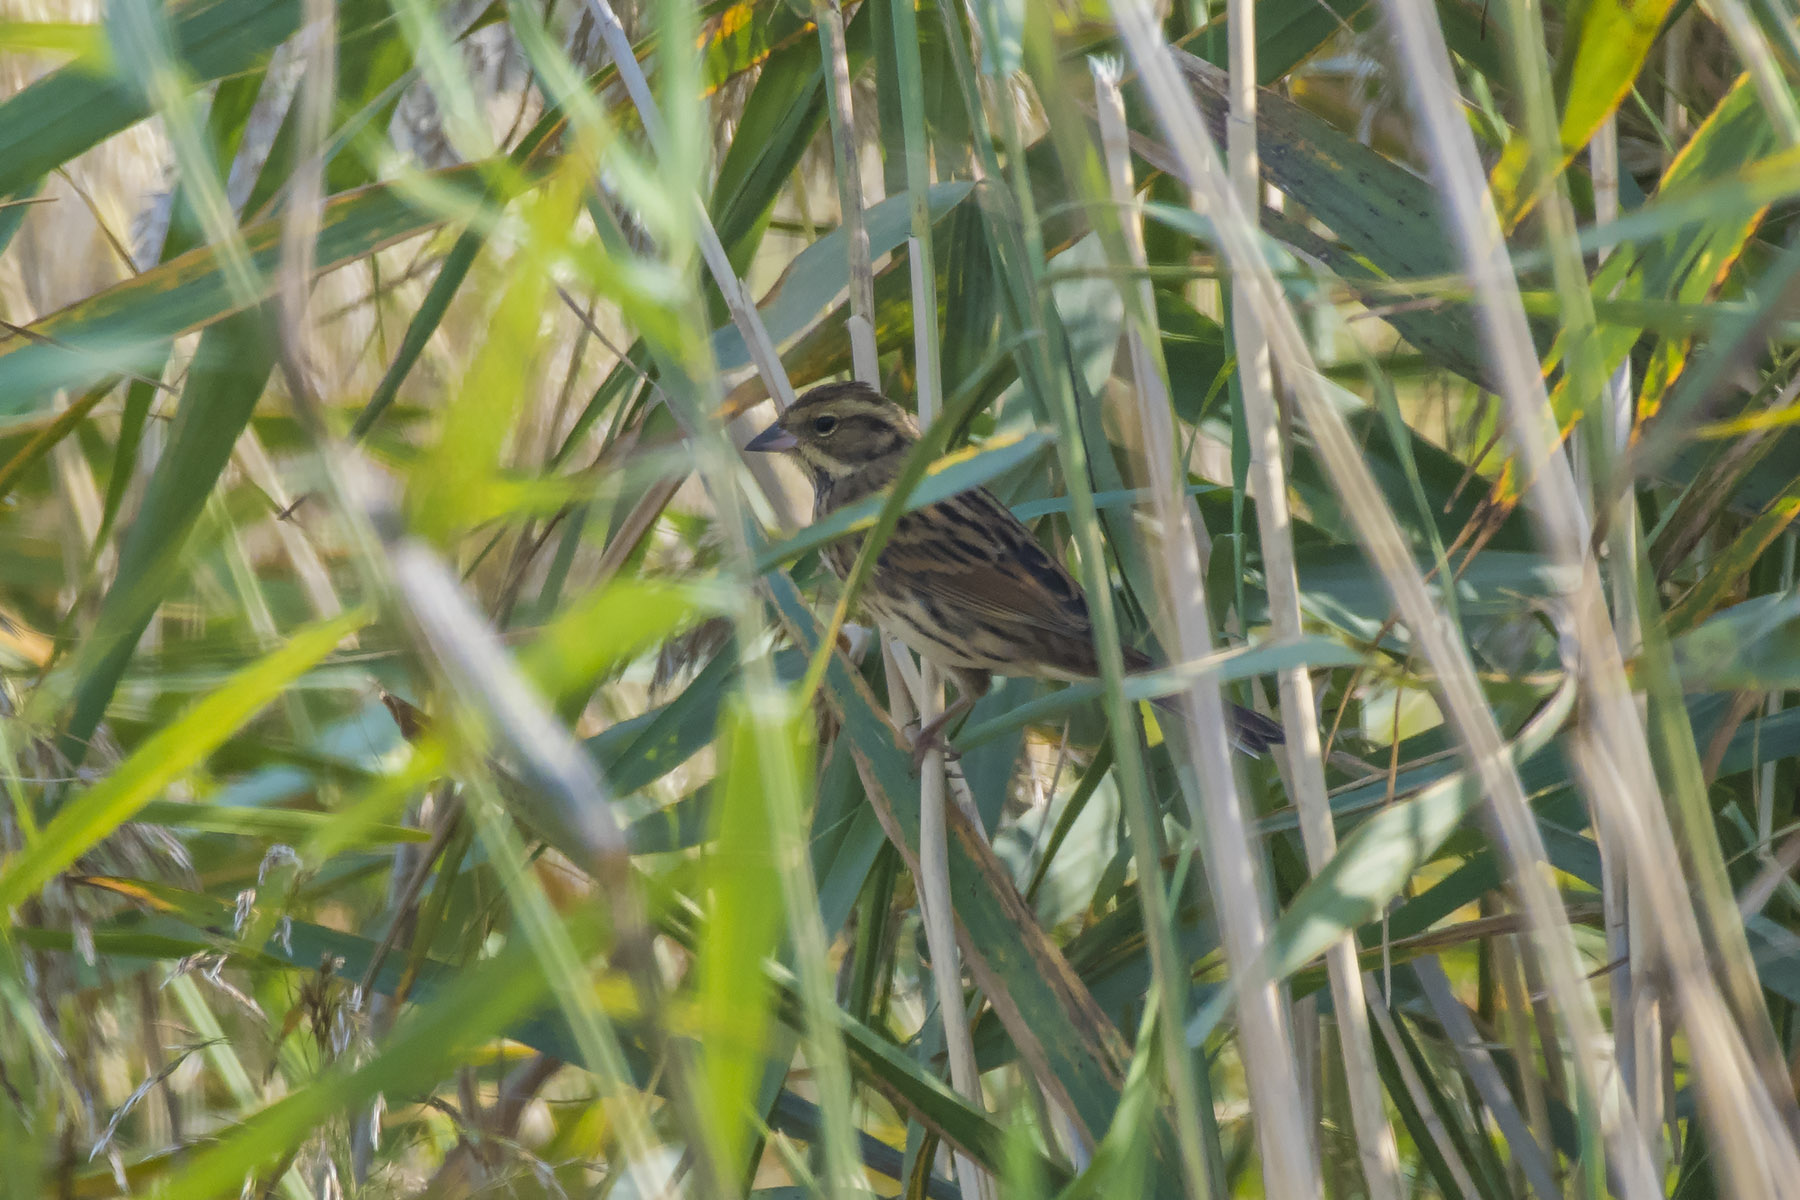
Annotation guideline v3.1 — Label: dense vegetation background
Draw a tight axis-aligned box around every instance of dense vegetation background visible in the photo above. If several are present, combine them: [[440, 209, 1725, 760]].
[[3, 0, 1799, 1195]]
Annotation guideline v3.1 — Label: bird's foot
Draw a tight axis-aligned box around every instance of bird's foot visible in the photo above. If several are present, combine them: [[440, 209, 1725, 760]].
[[905, 702, 971, 774]]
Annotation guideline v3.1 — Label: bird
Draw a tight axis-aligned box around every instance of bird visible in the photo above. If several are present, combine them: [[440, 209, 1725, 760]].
[[746, 380, 1284, 763]]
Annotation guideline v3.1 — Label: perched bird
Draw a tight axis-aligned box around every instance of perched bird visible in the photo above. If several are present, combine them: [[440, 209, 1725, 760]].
[[746, 381, 1284, 760]]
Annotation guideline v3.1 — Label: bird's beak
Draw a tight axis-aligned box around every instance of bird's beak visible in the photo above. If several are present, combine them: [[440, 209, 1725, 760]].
[[745, 422, 798, 452]]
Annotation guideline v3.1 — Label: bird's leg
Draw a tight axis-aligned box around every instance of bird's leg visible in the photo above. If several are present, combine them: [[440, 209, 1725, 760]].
[[907, 667, 990, 773], [909, 695, 973, 772]]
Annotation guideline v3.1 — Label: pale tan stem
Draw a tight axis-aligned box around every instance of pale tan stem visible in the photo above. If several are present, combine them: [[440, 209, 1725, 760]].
[[813, 0, 879, 384], [1107, 5, 1670, 1193], [1224, 0, 1402, 1190], [1094, 43, 1320, 1200]]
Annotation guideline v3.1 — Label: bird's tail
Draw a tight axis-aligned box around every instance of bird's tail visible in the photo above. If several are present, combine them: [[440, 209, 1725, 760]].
[[1148, 691, 1286, 757], [1123, 647, 1285, 756]]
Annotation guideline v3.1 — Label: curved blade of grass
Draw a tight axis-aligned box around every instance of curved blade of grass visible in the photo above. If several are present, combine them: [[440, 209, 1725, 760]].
[[1412, 955, 1560, 1199], [1568, 76, 1778, 432], [697, 696, 809, 1177], [712, 182, 973, 371], [706, 0, 836, 270], [952, 635, 1362, 751], [49, 871, 1021, 1184], [1162, 53, 1458, 285], [1487, 0, 1680, 225], [0, 380, 111, 504], [143, 933, 555, 1199], [55, 311, 279, 767], [405, 171, 584, 544], [350, 225, 482, 440], [130, 800, 428, 844], [589, 644, 738, 795], [0, 0, 300, 200], [0, 163, 497, 422], [1187, 668, 1577, 1045], [1671, 592, 1800, 689], [93, 54, 270, 548], [351, 9, 582, 443], [0, 609, 363, 913]]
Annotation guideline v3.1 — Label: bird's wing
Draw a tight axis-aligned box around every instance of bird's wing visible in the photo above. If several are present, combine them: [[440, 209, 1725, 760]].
[[879, 488, 1095, 639]]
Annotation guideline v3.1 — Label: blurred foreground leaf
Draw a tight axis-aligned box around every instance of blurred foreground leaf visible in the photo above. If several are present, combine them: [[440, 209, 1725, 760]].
[[0, 609, 365, 913]]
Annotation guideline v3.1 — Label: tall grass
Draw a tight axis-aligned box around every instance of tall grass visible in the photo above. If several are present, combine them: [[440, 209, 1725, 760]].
[[2, 0, 1799, 1196]]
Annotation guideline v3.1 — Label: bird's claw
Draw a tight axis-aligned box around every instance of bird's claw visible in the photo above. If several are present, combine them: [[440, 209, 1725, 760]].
[[905, 717, 961, 774]]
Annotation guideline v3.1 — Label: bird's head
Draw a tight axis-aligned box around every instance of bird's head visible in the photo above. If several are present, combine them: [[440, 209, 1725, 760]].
[[745, 381, 918, 486]]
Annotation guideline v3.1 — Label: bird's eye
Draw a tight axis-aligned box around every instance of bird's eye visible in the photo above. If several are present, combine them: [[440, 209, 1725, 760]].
[[812, 414, 839, 435]]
